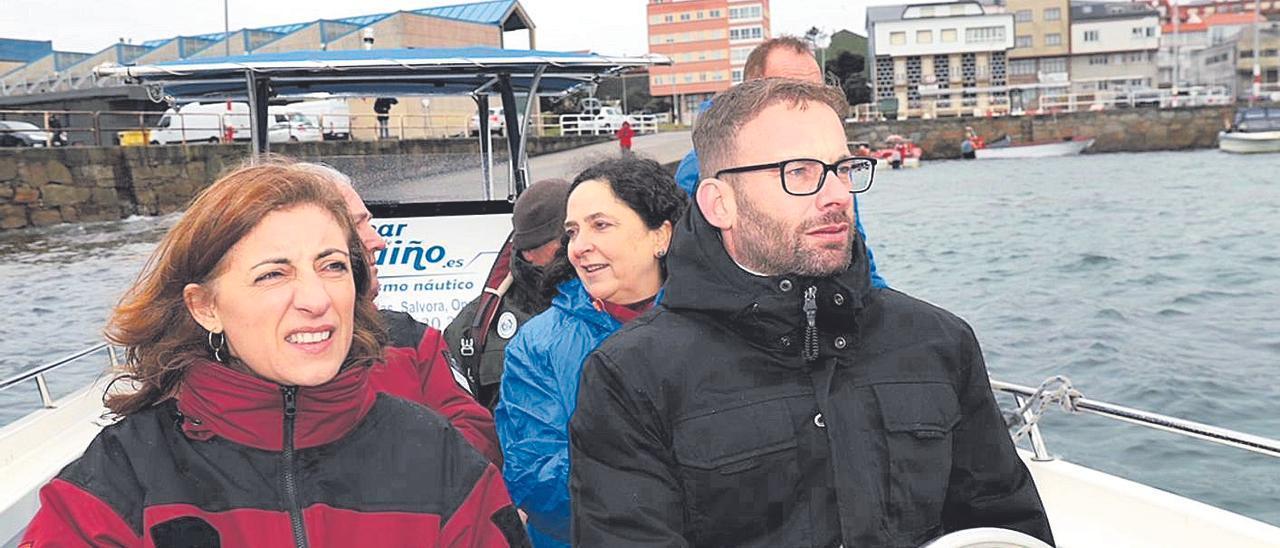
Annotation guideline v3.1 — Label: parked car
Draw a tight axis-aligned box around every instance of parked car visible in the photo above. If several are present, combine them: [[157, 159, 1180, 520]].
[[468, 107, 507, 137], [0, 121, 52, 147], [288, 99, 352, 140], [267, 112, 324, 143]]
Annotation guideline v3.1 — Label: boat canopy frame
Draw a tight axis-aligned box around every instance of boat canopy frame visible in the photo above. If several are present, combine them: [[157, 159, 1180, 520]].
[[94, 47, 670, 197]]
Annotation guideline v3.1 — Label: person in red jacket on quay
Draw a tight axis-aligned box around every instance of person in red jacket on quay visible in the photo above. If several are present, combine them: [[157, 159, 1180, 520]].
[[617, 120, 634, 152]]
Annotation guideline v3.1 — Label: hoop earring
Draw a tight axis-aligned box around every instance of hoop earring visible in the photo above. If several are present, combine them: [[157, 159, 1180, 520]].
[[207, 331, 226, 363], [656, 249, 667, 258]]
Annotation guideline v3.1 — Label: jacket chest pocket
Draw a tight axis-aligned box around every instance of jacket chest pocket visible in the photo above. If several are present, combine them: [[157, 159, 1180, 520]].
[[672, 399, 802, 542], [872, 382, 960, 541]]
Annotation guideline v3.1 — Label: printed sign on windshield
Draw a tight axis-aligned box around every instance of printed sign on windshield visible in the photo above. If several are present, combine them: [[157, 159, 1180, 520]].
[[371, 213, 512, 329]]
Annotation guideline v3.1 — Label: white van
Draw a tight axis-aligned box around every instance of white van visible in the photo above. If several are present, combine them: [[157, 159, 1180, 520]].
[[150, 102, 250, 145], [287, 99, 352, 140]]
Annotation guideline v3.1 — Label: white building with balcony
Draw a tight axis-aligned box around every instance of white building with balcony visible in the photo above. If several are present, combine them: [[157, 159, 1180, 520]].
[[867, 1, 1015, 119], [1069, 1, 1161, 93]]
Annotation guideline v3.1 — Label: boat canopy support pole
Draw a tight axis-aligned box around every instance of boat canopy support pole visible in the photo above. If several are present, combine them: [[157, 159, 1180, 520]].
[[474, 94, 493, 201], [245, 70, 271, 157], [497, 73, 526, 198], [514, 66, 545, 199]]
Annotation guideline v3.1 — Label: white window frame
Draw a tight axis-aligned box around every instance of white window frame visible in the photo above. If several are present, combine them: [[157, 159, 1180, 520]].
[[966, 26, 1006, 44], [1010, 59, 1037, 75], [730, 26, 764, 42], [1040, 57, 1066, 73], [729, 4, 763, 21]]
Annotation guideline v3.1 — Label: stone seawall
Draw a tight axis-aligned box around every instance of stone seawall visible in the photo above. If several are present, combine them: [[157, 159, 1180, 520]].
[[848, 105, 1234, 160], [0, 136, 608, 231]]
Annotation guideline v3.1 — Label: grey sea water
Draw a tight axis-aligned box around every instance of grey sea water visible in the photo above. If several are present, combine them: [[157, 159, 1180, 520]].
[[0, 149, 1277, 526]]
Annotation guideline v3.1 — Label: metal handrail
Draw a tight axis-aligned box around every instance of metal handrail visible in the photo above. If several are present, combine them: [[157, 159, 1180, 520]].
[[0, 343, 117, 408], [992, 379, 1280, 460]]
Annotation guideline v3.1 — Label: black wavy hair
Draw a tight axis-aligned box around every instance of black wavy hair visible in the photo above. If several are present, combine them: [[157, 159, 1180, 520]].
[[540, 155, 688, 299]]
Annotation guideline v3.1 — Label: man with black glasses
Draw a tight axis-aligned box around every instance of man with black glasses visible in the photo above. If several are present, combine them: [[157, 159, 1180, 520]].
[[569, 79, 1054, 548]]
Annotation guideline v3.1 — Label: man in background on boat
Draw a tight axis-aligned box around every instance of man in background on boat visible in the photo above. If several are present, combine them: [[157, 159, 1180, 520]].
[[314, 164, 503, 464], [445, 178, 570, 410], [673, 36, 888, 289], [569, 79, 1054, 547], [961, 126, 985, 159]]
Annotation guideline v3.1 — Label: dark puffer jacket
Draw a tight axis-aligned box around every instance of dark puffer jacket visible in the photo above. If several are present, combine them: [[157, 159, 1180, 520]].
[[569, 201, 1054, 548]]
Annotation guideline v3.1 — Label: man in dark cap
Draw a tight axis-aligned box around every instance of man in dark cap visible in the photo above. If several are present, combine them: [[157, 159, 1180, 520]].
[[445, 178, 571, 409]]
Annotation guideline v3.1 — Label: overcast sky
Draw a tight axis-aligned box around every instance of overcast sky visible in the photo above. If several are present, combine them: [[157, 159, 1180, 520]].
[[1, 0, 901, 56]]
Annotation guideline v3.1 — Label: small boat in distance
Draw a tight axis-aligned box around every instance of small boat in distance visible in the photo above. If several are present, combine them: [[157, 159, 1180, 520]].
[[868, 134, 922, 169], [973, 135, 1096, 160], [1219, 107, 1280, 154]]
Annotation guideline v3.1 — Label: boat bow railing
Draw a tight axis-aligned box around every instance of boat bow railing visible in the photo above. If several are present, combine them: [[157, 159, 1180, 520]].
[[993, 376, 1280, 461], [0, 343, 118, 408]]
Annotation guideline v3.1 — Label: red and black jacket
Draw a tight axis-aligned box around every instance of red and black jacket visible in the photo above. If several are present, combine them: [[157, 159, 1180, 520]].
[[21, 360, 529, 547], [375, 309, 502, 464]]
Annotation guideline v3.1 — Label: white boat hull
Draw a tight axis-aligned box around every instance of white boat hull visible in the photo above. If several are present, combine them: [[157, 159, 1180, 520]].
[[0, 377, 111, 546], [975, 138, 1095, 159], [1219, 131, 1280, 154], [1022, 449, 1280, 547]]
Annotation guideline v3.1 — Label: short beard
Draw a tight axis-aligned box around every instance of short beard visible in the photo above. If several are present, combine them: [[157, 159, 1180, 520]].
[[733, 190, 853, 277]]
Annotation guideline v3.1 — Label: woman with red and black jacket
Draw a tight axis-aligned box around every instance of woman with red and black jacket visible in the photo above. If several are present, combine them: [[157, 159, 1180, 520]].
[[21, 162, 527, 548]]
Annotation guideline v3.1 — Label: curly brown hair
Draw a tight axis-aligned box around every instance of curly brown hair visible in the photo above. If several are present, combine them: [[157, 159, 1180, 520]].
[[104, 159, 387, 415]]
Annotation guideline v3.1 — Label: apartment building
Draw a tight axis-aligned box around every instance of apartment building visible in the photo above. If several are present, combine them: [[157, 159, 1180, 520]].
[[1005, 0, 1071, 107], [1068, 1, 1161, 93], [867, 1, 1015, 119], [1237, 24, 1280, 97], [1157, 12, 1261, 92], [1142, 0, 1280, 25], [647, 0, 770, 123]]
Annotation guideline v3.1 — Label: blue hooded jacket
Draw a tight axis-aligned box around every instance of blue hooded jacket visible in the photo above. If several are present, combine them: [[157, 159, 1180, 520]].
[[496, 278, 638, 548], [675, 148, 889, 289]]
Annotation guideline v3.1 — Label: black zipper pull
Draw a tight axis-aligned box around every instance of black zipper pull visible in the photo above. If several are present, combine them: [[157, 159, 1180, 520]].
[[281, 386, 297, 418], [803, 286, 819, 362]]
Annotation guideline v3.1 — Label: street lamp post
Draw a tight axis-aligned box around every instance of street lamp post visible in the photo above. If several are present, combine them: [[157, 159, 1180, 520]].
[[1251, 0, 1262, 105], [224, 0, 230, 56]]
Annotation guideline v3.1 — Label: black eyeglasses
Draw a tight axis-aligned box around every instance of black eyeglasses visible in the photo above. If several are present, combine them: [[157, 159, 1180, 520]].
[[714, 157, 877, 196]]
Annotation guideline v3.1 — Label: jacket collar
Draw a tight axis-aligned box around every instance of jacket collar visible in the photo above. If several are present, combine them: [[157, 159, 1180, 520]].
[[661, 199, 871, 362], [176, 359, 377, 451], [553, 277, 665, 332]]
